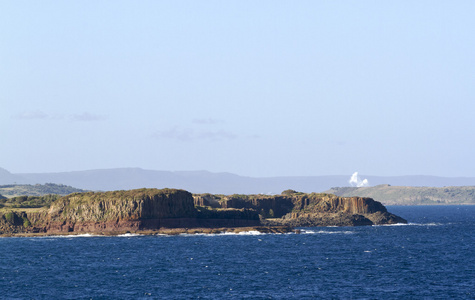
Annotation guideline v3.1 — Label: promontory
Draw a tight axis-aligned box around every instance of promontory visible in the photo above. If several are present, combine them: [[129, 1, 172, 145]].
[[0, 188, 406, 236]]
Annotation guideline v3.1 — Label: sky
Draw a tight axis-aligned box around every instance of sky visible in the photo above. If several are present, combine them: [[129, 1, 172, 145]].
[[1, 1, 474, 177]]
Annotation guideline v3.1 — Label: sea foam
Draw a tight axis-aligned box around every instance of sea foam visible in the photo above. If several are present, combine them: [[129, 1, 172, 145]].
[[299, 229, 355, 235]]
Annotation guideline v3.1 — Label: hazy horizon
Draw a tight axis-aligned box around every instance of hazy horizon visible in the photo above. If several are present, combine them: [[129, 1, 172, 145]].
[[2, 1, 474, 178], [4, 166, 475, 180]]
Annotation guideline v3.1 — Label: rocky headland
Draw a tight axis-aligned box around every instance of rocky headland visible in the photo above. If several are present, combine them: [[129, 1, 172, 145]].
[[193, 190, 406, 227], [0, 188, 406, 236]]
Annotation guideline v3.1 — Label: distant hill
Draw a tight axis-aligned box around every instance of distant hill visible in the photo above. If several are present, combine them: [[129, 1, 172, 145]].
[[0, 168, 28, 184], [0, 183, 87, 198], [1, 167, 475, 195], [10, 168, 354, 194], [325, 185, 475, 205]]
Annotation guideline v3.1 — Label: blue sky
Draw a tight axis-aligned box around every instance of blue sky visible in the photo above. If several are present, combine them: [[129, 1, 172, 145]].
[[1, 1, 474, 177]]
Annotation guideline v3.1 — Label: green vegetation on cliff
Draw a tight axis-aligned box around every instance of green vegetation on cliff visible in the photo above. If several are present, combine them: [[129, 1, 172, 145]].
[[0, 194, 61, 208]]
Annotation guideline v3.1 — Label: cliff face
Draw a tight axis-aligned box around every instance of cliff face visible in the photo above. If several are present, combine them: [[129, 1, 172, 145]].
[[282, 193, 405, 226], [30, 189, 201, 233], [47, 188, 196, 223], [193, 194, 222, 208], [289, 194, 387, 214], [219, 195, 294, 218]]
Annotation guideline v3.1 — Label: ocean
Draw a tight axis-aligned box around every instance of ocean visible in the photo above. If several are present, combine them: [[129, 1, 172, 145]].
[[0, 206, 474, 299]]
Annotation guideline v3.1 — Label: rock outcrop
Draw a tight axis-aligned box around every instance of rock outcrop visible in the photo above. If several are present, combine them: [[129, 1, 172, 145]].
[[0, 188, 406, 236], [281, 193, 406, 226], [0, 211, 32, 234], [196, 191, 407, 227]]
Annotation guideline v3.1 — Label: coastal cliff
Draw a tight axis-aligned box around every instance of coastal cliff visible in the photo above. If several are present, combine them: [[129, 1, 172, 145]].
[[0, 189, 261, 235], [193, 191, 406, 227], [277, 193, 406, 227], [0, 188, 406, 236]]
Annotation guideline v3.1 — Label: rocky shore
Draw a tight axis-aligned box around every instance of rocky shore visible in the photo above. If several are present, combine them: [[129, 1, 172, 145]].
[[0, 188, 406, 236]]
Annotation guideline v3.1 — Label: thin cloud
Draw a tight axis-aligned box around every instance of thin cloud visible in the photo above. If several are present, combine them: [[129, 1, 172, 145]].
[[192, 118, 224, 125], [70, 112, 107, 122], [334, 140, 347, 146], [197, 130, 237, 141], [13, 110, 49, 120], [152, 127, 237, 142], [153, 127, 194, 141], [12, 111, 107, 122], [247, 134, 262, 139]]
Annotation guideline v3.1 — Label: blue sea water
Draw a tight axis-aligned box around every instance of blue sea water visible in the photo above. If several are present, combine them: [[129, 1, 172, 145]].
[[0, 206, 474, 299]]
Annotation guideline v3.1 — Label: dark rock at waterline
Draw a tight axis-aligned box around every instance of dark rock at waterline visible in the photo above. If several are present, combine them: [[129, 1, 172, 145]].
[[263, 213, 374, 227], [365, 211, 408, 225]]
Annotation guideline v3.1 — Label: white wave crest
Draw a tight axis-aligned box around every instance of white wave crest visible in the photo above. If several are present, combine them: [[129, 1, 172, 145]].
[[37, 233, 102, 239], [375, 222, 444, 227], [117, 233, 143, 237], [179, 230, 266, 237], [32, 233, 145, 239], [233, 230, 264, 235], [408, 222, 444, 226], [299, 229, 355, 235]]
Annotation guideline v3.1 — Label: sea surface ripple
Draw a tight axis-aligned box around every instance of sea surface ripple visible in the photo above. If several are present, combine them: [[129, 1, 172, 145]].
[[0, 206, 474, 299]]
